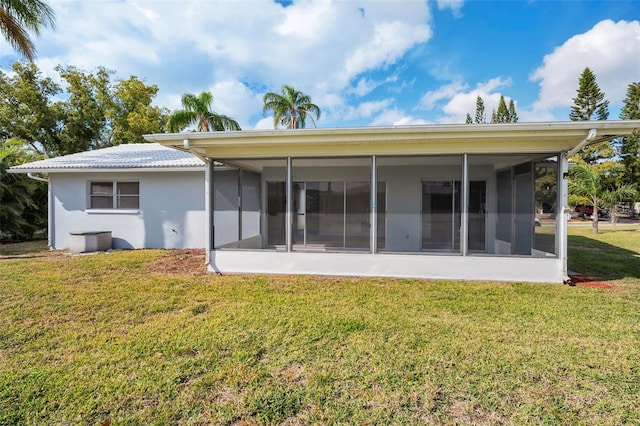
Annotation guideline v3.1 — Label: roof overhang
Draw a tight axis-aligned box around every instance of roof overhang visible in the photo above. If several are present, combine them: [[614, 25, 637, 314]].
[[9, 166, 205, 174], [144, 120, 640, 159]]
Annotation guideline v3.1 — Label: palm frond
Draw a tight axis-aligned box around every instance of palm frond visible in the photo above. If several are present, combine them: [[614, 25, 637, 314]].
[[166, 110, 196, 133]]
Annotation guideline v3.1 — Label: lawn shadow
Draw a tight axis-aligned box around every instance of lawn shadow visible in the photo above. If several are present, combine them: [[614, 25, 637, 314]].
[[0, 239, 49, 257], [568, 234, 640, 280]]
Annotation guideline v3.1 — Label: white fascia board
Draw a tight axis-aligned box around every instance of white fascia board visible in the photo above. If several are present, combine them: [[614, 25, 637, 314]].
[[144, 120, 640, 157]]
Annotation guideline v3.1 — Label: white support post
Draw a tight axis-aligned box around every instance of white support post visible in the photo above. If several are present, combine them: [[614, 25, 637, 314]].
[[286, 157, 292, 252], [370, 155, 377, 254], [557, 151, 570, 281], [461, 153, 469, 256], [205, 159, 215, 253]]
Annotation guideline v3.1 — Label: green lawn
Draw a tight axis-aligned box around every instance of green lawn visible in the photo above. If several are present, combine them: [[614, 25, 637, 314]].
[[0, 227, 638, 424]]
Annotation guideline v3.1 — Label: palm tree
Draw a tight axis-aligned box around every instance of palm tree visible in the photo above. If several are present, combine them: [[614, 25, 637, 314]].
[[569, 163, 637, 234], [263, 85, 320, 129], [0, 0, 55, 61], [166, 92, 241, 133]]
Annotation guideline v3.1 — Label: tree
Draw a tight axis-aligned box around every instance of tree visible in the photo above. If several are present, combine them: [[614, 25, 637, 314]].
[[569, 163, 637, 234], [473, 95, 486, 124], [0, 0, 55, 61], [0, 139, 46, 241], [54, 65, 113, 154], [0, 62, 61, 156], [618, 82, 640, 196], [167, 92, 240, 133], [492, 95, 510, 123], [570, 68, 609, 121], [109, 76, 168, 144], [467, 95, 517, 124], [263, 85, 321, 129], [1, 61, 171, 157], [569, 68, 613, 164], [508, 99, 518, 123], [465, 113, 472, 124]]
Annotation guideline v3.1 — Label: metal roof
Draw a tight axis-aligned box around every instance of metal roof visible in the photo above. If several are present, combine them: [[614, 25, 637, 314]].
[[10, 143, 205, 173]]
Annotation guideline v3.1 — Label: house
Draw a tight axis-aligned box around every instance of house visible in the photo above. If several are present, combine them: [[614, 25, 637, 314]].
[[10, 143, 207, 250], [144, 120, 640, 283], [11, 120, 640, 283]]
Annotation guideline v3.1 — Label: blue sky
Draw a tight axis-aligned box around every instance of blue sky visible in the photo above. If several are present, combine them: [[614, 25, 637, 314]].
[[0, 0, 638, 130]]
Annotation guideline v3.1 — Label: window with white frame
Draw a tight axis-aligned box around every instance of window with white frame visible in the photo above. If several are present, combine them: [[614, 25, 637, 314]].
[[89, 181, 139, 209]]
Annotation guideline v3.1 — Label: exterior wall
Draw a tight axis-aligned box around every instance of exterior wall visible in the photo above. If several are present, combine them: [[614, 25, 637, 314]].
[[210, 250, 566, 283], [51, 171, 205, 250]]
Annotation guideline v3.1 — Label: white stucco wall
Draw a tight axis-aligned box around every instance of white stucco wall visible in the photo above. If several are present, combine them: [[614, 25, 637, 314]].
[[210, 250, 566, 283], [51, 171, 205, 250]]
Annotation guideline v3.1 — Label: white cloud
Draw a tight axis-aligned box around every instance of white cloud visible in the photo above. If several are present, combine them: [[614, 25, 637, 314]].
[[530, 19, 640, 114], [419, 77, 513, 123], [254, 117, 274, 130], [207, 80, 263, 130], [371, 109, 430, 126], [11, 0, 434, 128], [418, 80, 469, 110], [437, 0, 465, 17], [342, 20, 432, 80], [344, 99, 394, 121]]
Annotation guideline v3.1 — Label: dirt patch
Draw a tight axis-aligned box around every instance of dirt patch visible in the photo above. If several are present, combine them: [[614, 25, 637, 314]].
[[146, 249, 208, 275], [568, 274, 613, 289]]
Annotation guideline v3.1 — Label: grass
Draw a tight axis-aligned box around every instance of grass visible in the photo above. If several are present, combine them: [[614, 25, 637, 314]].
[[0, 227, 639, 424]]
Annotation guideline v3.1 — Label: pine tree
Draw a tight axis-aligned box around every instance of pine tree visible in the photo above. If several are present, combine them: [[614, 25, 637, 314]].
[[619, 82, 640, 196], [508, 99, 518, 123], [465, 95, 518, 124], [569, 67, 613, 163], [474, 95, 486, 124], [570, 67, 609, 121], [492, 95, 510, 123]]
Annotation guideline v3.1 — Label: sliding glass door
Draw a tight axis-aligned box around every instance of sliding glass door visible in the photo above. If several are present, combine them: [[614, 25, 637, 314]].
[[422, 181, 460, 251], [292, 181, 371, 249], [422, 180, 486, 252]]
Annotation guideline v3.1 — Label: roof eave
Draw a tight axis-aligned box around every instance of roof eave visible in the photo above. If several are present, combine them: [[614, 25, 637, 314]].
[[144, 120, 640, 159], [8, 166, 205, 174]]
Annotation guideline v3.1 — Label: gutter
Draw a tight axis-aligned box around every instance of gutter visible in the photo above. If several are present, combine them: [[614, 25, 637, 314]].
[[26, 173, 54, 250], [27, 172, 49, 183], [567, 128, 597, 157]]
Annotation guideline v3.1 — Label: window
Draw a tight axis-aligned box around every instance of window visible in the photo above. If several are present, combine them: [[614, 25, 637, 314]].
[[89, 181, 139, 209]]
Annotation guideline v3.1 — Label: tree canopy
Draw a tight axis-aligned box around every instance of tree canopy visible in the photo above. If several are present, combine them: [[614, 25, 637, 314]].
[[618, 82, 640, 196], [167, 92, 241, 133], [568, 68, 614, 164], [263, 85, 321, 129], [0, 61, 168, 157]]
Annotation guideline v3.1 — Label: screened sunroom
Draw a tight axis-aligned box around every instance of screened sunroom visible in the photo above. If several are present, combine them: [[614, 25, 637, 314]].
[[145, 120, 639, 283]]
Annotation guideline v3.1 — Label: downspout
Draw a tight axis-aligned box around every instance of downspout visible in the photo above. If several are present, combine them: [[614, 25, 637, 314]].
[[183, 138, 212, 267], [26, 173, 54, 250], [567, 128, 597, 157], [183, 138, 209, 164], [561, 128, 596, 283]]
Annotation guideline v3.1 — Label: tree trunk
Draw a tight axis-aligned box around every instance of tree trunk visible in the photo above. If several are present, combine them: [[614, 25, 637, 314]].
[[592, 202, 599, 234]]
